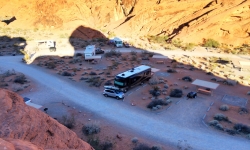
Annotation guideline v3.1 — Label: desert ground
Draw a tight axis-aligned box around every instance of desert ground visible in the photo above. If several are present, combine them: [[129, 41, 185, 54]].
[[1, 36, 250, 150]]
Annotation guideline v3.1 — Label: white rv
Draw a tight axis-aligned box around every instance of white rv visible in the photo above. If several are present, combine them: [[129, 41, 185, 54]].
[[113, 37, 123, 48], [84, 45, 96, 60], [36, 40, 56, 52]]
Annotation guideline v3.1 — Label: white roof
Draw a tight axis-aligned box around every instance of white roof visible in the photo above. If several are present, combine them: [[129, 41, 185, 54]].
[[152, 55, 168, 59], [192, 79, 219, 89], [84, 45, 95, 53], [113, 37, 122, 41], [117, 65, 151, 78]]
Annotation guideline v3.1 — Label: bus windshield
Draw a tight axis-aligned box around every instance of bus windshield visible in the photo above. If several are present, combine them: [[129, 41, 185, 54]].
[[114, 77, 126, 87], [114, 80, 124, 86]]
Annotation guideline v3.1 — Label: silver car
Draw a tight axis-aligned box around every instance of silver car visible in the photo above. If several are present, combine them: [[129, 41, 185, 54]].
[[103, 89, 125, 100]]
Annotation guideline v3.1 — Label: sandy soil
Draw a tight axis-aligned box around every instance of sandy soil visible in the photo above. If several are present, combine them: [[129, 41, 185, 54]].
[[0, 69, 35, 95]]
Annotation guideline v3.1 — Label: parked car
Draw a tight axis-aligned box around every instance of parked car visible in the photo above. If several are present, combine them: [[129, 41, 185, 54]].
[[95, 48, 104, 54], [23, 97, 31, 103], [103, 89, 125, 100], [123, 42, 131, 48], [186, 92, 197, 99]]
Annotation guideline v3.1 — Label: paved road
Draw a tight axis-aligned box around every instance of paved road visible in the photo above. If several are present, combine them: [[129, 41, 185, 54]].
[[1, 55, 250, 150]]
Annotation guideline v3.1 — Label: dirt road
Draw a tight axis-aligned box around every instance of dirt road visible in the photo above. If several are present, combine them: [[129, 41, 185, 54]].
[[1, 55, 250, 150]]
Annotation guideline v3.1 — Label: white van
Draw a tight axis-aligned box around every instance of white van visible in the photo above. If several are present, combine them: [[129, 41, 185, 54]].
[[113, 37, 123, 48]]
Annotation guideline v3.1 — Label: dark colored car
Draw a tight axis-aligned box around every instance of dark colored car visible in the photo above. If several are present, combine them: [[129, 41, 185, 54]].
[[187, 92, 197, 99], [95, 48, 104, 54], [123, 42, 131, 48]]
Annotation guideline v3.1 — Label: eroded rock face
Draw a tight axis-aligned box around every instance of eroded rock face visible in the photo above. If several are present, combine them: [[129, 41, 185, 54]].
[[0, 0, 249, 46], [0, 138, 43, 150], [0, 89, 93, 150]]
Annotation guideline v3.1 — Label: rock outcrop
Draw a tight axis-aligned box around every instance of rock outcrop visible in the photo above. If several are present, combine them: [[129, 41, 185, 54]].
[[0, 89, 93, 150], [0, 0, 249, 46]]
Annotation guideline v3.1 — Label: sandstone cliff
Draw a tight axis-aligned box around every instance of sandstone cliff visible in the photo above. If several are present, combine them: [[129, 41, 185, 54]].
[[0, 0, 249, 46], [0, 89, 93, 150]]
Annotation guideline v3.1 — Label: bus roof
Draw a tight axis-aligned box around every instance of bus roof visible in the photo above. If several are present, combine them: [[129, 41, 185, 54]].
[[116, 65, 151, 78]]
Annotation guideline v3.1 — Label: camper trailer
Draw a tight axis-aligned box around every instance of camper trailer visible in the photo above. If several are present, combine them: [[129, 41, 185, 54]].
[[84, 45, 96, 60], [113, 37, 123, 48]]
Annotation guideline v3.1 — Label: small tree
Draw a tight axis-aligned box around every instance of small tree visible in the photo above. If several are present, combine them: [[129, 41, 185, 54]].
[[204, 39, 220, 48]]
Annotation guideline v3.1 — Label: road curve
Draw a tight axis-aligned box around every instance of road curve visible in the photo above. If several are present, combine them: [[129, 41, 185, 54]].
[[1, 56, 250, 150]]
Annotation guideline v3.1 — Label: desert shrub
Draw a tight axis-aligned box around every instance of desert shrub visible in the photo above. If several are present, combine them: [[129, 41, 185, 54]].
[[214, 113, 228, 121], [130, 55, 137, 61], [147, 100, 167, 109], [169, 89, 183, 98], [216, 123, 224, 130], [204, 39, 220, 48], [100, 141, 113, 150], [238, 107, 248, 114], [149, 86, 161, 97], [183, 43, 195, 50], [61, 71, 72, 76], [147, 35, 168, 43], [172, 39, 183, 48], [246, 134, 250, 139], [112, 61, 119, 67], [62, 115, 75, 129], [209, 120, 219, 126], [234, 123, 250, 134], [89, 71, 97, 75], [83, 121, 101, 135], [219, 104, 229, 111], [47, 62, 56, 69], [133, 143, 151, 150], [121, 56, 127, 61], [130, 50, 137, 55], [149, 76, 159, 85], [14, 74, 27, 84], [225, 129, 237, 135], [151, 146, 162, 150], [131, 137, 138, 143], [167, 69, 177, 73], [182, 76, 192, 82], [104, 50, 121, 58]]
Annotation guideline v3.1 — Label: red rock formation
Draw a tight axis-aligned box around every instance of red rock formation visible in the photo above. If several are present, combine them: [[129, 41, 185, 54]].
[[0, 0, 249, 46], [0, 89, 93, 150]]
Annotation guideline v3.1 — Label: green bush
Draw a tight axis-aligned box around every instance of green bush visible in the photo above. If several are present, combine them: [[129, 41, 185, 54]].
[[147, 35, 168, 43], [204, 39, 220, 48], [62, 115, 75, 129], [234, 123, 250, 134], [133, 143, 151, 150], [214, 113, 228, 121], [147, 100, 167, 109], [46, 62, 56, 69], [184, 43, 195, 50], [169, 89, 183, 98], [104, 50, 121, 58], [209, 120, 219, 126], [83, 122, 101, 135], [216, 123, 224, 130], [219, 104, 229, 111], [14, 74, 27, 84]]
